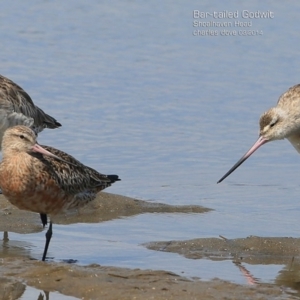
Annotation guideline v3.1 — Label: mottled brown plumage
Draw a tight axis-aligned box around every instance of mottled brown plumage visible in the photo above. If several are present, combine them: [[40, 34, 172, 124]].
[[0, 125, 120, 260], [218, 83, 300, 183], [0, 74, 61, 148]]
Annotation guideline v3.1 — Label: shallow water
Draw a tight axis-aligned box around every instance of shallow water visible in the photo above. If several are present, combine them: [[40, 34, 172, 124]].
[[19, 286, 79, 300], [2, 0, 300, 297]]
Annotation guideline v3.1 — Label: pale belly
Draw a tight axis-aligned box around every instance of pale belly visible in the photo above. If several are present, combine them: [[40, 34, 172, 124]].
[[287, 134, 300, 153]]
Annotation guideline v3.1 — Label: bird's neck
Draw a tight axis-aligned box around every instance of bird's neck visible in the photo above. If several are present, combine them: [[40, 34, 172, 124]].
[[287, 134, 300, 154], [2, 148, 23, 159]]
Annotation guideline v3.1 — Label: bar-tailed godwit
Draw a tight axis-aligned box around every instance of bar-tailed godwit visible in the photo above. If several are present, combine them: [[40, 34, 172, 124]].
[[0, 125, 120, 261], [0, 74, 61, 227], [218, 84, 300, 183], [0, 74, 61, 148]]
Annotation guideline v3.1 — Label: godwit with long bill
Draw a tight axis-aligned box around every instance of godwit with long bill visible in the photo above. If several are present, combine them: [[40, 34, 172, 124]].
[[0, 74, 62, 226], [0, 125, 120, 261], [218, 84, 300, 183]]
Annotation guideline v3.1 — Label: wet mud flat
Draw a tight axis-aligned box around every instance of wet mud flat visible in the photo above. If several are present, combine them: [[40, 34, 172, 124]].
[[0, 257, 294, 300], [146, 236, 300, 299], [0, 193, 298, 299]]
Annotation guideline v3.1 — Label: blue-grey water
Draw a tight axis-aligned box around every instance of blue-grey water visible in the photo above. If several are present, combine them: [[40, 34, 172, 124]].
[[2, 0, 300, 297]]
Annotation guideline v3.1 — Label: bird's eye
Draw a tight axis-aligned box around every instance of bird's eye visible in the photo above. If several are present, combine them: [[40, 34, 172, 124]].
[[270, 121, 276, 128], [19, 135, 25, 139]]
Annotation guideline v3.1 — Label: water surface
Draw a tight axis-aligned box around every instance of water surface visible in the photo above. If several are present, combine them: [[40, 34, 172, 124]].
[[2, 0, 300, 296]]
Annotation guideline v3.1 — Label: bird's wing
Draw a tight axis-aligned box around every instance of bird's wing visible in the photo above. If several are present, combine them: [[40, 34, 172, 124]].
[[277, 84, 300, 108], [0, 75, 37, 115], [34, 145, 113, 194], [0, 75, 61, 130]]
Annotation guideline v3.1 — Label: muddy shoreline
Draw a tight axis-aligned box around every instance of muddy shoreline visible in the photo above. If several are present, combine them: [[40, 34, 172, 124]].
[[0, 193, 298, 299]]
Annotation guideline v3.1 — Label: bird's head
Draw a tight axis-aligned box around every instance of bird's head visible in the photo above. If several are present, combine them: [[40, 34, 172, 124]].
[[259, 107, 293, 141]]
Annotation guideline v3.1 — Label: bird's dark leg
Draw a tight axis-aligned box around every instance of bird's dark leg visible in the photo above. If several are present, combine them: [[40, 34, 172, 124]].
[[42, 221, 53, 261], [40, 213, 47, 227], [3, 231, 8, 242]]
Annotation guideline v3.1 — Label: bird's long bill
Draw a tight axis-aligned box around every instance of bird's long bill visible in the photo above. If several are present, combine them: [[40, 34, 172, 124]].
[[31, 144, 77, 167], [217, 136, 268, 183], [32, 144, 63, 160]]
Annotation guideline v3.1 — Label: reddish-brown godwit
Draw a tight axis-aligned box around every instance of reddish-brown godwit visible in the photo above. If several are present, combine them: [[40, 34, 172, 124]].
[[0, 125, 120, 261], [0, 74, 61, 227], [218, 84, 300, 183]]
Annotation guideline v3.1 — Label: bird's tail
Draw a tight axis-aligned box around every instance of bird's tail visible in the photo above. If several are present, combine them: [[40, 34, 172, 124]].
[[35, 106, 62, 130], [107, 174, 121, 183]]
